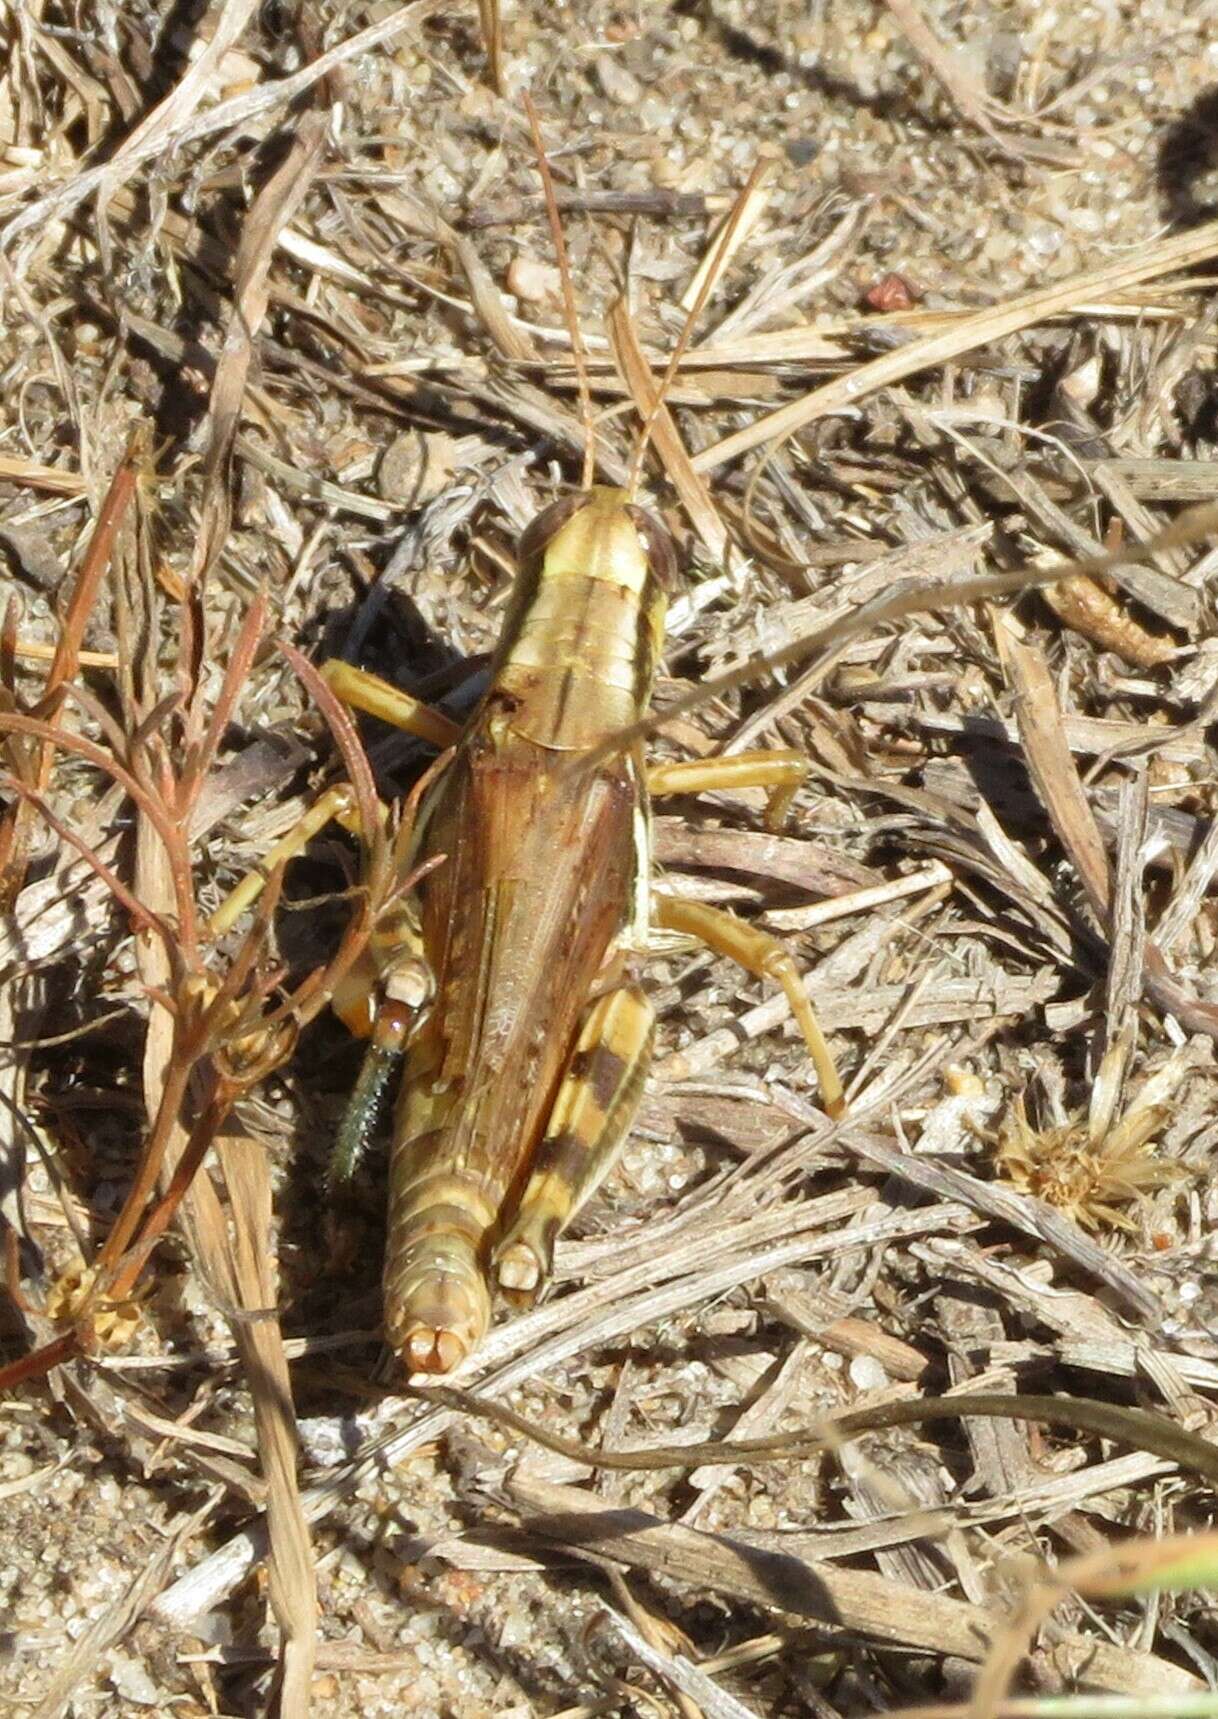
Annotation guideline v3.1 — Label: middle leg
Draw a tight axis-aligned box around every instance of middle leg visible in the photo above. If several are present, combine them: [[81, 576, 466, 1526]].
[[207, 661, 459, 939], [647, 749, 810, 831]]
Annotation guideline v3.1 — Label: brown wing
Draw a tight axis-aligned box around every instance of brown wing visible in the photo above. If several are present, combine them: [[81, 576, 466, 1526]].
[[396, 714, 637, 1223]]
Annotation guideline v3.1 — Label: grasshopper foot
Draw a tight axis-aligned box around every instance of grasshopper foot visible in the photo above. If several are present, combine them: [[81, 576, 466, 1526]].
[[495, 1205, 560, 1303], [495, 1239, 546, 1299]]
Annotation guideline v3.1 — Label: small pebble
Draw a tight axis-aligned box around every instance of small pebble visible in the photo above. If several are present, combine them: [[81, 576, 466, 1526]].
[[785, 137, 820, 167], [107, 1651, 162, 1705], [377, 430, 457, 506], [1026, 221, 1063, 259], [594, 51, 642, 105], [637, 94, 670, 131], [863, 271, 919, 312], [848, 1354, 890, 1391], [506, 253, 561, 304]]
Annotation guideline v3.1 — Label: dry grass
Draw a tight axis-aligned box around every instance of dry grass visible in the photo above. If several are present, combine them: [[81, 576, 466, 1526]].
[[3, 3, 1218, 1716]]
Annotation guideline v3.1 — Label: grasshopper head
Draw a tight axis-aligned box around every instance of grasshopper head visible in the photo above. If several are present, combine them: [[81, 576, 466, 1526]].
[[517, 487, 678, 595]]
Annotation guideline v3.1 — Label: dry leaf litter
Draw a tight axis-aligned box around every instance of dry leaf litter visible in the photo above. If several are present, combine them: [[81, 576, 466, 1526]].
[[2, 1, 1218, 1715]]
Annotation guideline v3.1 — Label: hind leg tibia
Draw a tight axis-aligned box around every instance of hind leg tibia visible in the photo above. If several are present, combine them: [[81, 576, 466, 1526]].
[[652, 892, 845, 1119]]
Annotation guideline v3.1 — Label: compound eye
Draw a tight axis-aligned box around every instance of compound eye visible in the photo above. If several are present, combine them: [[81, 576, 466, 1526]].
[[516, 496, 587, 571], [625, 505, 680, 593]]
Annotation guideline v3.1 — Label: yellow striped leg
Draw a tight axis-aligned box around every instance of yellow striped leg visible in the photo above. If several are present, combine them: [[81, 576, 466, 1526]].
[[652, 893, 845, 1119], [210, 666, 458, 940], [205, 780, 401, 1039], [495, 983, 656, 1299], [209, 661, 454, 998], [647, 749, 809, 831]]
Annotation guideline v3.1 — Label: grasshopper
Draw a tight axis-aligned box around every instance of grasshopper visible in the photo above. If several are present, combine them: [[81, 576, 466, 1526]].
[[210, 142, 844, 1376]]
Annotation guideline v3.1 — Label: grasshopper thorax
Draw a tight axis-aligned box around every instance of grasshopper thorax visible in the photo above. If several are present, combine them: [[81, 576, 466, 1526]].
[[487, 487, 679, 751]]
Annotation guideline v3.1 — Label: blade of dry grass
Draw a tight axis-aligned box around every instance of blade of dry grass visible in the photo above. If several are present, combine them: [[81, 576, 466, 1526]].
[[213, 1137, 316, 1713], [693, 216, 1218, 473], [623, 156, 774, 509], [881, 0, 1054, 156], [3, 0, 450, 264], [600, 1602, 761, 1719], [999, 630, 1112, 917], [651, 969, 1058, 1083], [92, 0, 259, 263], [608, 296, 727, 560], [0, 453, 88, 494], [494, 1468, 1196, 1697], [189, 110, 327, 587], [151, 1192, 968, 1623], [441, 1385, 1218, 1489], [1100, 771, 1149, 1095], [476, 0, 505, 96], [1155, 813, 1218, 955], [450, 224, 537, 362], [1001, 627, 1218, 1041], [705, 195, 868, 346], [678, 157, 775, 315], [840, 1122, 1162, 1323], [970, 1531, 1218, 1719], [932, 416, 1199, 635]]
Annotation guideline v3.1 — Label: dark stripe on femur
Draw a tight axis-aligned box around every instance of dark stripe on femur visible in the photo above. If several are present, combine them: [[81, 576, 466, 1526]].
[[567, 1043, 630, 1113]]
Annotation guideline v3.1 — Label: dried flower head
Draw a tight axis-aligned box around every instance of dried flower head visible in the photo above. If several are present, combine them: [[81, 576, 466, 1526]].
[[993, 1095, 1183, 1232], [45, 1262, 144, 1351]]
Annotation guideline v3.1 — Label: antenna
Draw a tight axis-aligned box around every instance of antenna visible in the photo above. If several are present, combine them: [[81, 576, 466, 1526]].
[[523, 93, 597, 491], [623, 158, 770, 501]]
